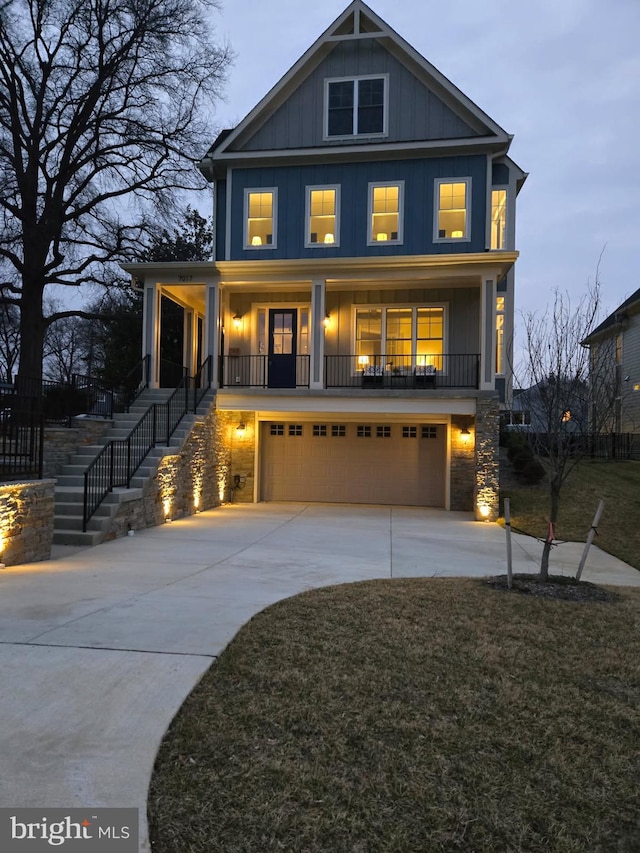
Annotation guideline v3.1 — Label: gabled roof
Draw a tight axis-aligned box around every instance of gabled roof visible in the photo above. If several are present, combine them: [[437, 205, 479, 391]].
[[201, 0, 513, 172], [582, 287, 640, 344]]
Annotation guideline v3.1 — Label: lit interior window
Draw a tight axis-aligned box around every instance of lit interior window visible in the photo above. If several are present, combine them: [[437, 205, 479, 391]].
[[309, 189, 336, 245], [491, 189, 507, 249], [247, 191, 274, 246], [438, 182, 467, 239], [496, 295, 505, 375], [371, 185, 399, 242]]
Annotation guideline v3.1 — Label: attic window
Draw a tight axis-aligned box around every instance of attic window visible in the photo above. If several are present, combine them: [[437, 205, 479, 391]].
[[325, 76, 388, 138]]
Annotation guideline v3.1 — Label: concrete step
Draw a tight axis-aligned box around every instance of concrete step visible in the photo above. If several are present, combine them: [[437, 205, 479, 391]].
[[52, 528, 104, 547], [53, 514, 109, 532], [55, 501, 114, 518]]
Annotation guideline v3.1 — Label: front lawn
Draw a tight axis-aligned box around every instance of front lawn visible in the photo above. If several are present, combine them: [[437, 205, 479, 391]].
[[149, 578, 640, 853], [500, 459, 640, 570]]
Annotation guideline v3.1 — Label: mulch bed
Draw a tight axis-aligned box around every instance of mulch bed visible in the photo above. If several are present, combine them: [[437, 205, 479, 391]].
[[485, 573, 618, 603]]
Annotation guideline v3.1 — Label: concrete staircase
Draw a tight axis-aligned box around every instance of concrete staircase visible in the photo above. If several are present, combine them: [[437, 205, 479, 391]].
[[53, 387, 215, 547]]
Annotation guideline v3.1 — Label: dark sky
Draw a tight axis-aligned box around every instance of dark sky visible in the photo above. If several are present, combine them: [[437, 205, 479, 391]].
[[213, 0, 640, 333]]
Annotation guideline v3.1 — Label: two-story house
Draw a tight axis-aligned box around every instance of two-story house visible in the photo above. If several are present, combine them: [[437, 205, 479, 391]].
[[124, 0, 527, 520], [582, 286, 640, 434]]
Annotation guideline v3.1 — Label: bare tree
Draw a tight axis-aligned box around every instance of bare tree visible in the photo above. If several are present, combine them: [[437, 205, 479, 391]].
[[0, 0, 230, 387], [516, 274, 617, 579], [0, 302, 20, 384]]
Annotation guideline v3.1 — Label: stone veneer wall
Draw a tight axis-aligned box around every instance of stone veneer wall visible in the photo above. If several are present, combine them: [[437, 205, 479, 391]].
[[43, 417, 113, 478], [450, 415, 475, 511], [0, 480, 55, 566], [215, 411, 256, 503], [474, 394, 500, 521], [105, 401, 229, 538]]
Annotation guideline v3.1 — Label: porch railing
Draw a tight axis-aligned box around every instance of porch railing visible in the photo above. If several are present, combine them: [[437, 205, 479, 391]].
[[220, 355, 310, 388], [326, 353, 480, 389]]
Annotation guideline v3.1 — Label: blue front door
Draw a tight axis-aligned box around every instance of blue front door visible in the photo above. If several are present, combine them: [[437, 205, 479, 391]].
[[268, 309, 297, 388]]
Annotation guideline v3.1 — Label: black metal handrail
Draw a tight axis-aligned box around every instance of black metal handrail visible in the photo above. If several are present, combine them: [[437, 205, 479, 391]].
[[83, 369, 190, 531], [191, 355, 213, 411]]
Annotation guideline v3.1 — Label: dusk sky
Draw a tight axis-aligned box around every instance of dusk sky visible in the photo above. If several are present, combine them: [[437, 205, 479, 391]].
[[208, 0, 640, 332]]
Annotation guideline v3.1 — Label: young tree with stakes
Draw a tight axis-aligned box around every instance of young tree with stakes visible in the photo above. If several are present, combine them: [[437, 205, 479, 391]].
[[517, 273, 617, 580], [0, 0, 230, 389]]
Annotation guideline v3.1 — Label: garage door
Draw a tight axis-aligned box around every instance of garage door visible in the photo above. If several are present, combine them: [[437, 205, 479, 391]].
[[260, 421, 445, 506]]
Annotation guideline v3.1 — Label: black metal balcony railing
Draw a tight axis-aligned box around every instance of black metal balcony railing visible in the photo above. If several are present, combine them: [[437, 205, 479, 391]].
[[219, 353, 479, 389], [326, 353, 480, 389], [220, 355, 310, 388]]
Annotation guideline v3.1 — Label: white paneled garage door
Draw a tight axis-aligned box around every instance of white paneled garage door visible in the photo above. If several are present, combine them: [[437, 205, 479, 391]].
[[260, 421, 446, 506]]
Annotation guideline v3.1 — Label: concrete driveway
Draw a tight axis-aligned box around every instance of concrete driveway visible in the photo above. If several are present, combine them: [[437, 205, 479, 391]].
[[0, 502, 637, 850]]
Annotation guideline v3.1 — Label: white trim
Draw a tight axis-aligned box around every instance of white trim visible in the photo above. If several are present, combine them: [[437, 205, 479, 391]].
[[433, 177, 472, 244], [490, 185, 508, 251], [225, 169, 232, 261], [305, 185, 341, 249], [243, 187, 278, 251], [367, 181, 405, 246], [323, 74, 390, 141]]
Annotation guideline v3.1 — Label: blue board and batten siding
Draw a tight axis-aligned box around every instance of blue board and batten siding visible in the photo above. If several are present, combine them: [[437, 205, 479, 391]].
[[231, 39, 479, 152], [222, 156, 488, 261]]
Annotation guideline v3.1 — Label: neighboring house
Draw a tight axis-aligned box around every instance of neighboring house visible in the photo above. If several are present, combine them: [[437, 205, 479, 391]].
[[507, 379, 589, 434], [123, 0, 527, 520], [582, 287, 640, 433]]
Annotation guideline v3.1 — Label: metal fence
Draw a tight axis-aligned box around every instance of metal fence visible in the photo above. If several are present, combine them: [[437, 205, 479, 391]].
[[0, 395, 44, 481]]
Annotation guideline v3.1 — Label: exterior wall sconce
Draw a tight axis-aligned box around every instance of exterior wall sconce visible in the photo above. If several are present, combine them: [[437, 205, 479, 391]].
[[324, 313, 331, 328], [232, 313, 242, 330], [236, 422, 246, 437], [460, 426, 471, 441]]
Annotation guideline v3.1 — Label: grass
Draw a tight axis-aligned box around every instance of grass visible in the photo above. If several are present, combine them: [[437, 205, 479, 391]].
[[500, 459, 640, 570], [149, 578, 640, 853]]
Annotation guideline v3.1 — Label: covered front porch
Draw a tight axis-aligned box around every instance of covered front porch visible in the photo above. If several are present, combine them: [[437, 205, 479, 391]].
[[124, 253, 517, 393]]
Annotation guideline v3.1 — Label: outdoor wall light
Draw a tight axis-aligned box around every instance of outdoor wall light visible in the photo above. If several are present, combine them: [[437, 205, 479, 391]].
[[232, 313, 242, 330], [324, 313, 331, 328], [236, 422, 246, 437]]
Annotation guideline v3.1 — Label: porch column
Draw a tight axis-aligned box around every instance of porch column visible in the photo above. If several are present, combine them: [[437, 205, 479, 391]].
[[479, 277, 496, 391], [310, 278, 326, 390], [183, 308, 199, 378], [204, 278, 220, 389], [141, 281, 161, 389]]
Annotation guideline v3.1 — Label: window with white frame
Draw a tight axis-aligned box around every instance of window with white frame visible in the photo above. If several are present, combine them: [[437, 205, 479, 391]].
[[245, 189, 277, 248], [325, 76, 388, 138], [306, 186, 339, 247], [496, 296, 505, 375], [491, 189, 507, 249], [435, 179, 470, 241], [354, 306, 445, 372], [368, 182, 403, 244]]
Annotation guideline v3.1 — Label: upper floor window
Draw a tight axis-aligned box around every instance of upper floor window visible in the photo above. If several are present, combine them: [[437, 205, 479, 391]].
[[325, 76, 388, 138], [306, 186, 340, 247], [491, 188, 507, 249], [368, 182, 403, 245], [434, 178, 470, 242], [244, 189, 277, 249]]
